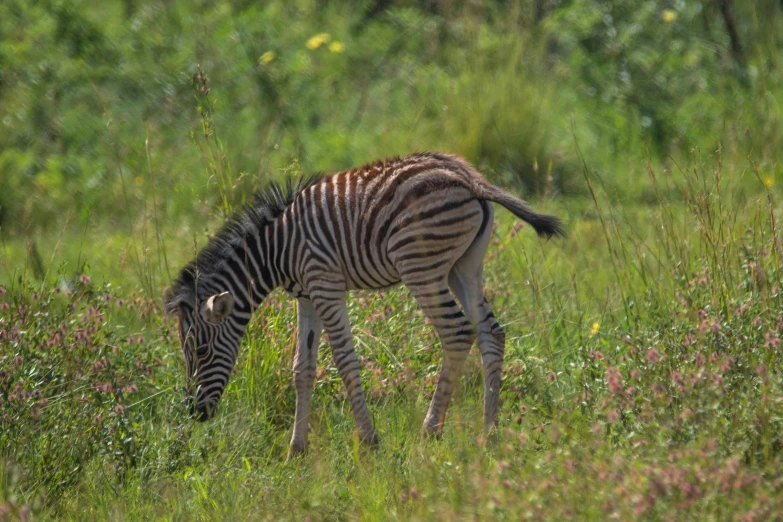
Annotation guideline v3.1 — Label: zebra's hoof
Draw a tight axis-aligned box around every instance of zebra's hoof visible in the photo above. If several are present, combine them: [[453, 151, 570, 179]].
[[421, 422, 443, 440], [362, 432, 380, 447], [359, 431, 380, 448], [287, 440, 307, 459]]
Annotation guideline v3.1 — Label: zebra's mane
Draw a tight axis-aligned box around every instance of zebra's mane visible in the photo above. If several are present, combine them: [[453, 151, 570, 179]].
[[164, 172, 324, 314]]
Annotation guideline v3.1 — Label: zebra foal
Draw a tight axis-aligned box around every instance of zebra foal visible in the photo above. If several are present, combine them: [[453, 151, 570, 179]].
[[164, 152, 562, 454]]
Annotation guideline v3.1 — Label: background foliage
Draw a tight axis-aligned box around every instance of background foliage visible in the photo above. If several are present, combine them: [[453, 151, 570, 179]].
[[2, 0, 783, 519], [3, 0, 781, 237]]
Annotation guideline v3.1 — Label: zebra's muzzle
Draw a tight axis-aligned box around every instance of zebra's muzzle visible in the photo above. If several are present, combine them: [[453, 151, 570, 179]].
[[187, 396, 215, 422]]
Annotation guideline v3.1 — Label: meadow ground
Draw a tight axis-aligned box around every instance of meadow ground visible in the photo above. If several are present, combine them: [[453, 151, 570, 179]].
[[2, 1, 783, 520], [3, 146, 783, 520]]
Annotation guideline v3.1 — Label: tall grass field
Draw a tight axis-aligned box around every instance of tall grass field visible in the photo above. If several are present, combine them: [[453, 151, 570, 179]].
[[2, 1, 783, 520]]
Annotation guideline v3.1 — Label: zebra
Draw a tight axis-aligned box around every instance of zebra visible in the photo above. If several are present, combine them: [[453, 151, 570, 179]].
[[164, 152, 562, 454]]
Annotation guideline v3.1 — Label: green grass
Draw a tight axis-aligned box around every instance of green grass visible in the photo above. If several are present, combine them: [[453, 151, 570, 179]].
[[3, 1, 783, 519], [3, 143, 783, 520]]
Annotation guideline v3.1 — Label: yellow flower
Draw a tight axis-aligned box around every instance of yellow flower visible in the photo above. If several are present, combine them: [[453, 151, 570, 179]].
[[590, 322, 600, 336], [763, 176, 775, 188], [329, 41, 344, 53], [134, 176, 144, 187], [306, 33, 330, 50], [259, 51, 276, 65], [662, 10, 676, 23]]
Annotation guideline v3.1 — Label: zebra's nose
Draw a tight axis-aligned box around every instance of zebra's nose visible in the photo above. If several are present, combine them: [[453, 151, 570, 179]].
[[189, 399, 214, 422]]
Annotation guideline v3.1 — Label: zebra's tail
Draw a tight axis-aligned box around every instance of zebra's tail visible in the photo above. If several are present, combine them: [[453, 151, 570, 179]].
[[474, 182, 565, 239]]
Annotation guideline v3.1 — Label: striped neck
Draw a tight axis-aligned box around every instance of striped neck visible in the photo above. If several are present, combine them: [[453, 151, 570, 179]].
[[223, 217, 292, 313]]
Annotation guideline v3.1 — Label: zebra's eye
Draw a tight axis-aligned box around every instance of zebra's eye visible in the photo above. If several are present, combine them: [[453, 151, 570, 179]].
[[195, 344, 209, 358]]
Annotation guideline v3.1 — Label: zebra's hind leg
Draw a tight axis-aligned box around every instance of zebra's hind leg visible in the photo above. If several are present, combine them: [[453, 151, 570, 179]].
[[447, 204, 505, 433], [406, 281, 477, 438], [289, 298, 323, 457], [310, 288, 378, 446], [474, 298, 505, 433]]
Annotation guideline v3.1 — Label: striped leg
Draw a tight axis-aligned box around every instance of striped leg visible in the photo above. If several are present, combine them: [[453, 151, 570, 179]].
[[289, 298, 322, 457], [475, 298, 505, 432], [447, 202, 505, 432], [310, 287, 378, 446], [451, 268, 506, 432], [407, 281, 477, 438]]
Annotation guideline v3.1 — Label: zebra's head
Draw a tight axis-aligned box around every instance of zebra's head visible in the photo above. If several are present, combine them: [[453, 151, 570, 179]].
[[165, 287, 244, 421]]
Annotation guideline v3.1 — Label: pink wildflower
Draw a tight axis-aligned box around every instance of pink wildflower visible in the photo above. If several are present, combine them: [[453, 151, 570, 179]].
[[606, 367, 623, 394], [508, 221, 526, 239]]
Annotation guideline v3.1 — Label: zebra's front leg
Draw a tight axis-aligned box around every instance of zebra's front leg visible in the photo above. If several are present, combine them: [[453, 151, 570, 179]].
[[311, 291, 378, 446], [289, 298, 323, 457]]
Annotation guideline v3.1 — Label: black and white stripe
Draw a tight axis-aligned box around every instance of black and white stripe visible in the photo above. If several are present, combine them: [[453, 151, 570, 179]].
[[165, 152, 563, 452]]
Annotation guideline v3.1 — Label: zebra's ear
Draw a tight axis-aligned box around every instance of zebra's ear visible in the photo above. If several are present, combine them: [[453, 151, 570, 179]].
[[201, 292, 234, 324]]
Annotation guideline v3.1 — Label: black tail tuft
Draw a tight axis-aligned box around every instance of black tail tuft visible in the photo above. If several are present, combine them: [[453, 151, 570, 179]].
[[528, 213, 565, 239], [475, 183, 565, 239]]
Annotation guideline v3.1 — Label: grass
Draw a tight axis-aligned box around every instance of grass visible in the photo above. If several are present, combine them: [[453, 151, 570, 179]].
[[3, 139, 783, 520], [3, 1, 783, 519]]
